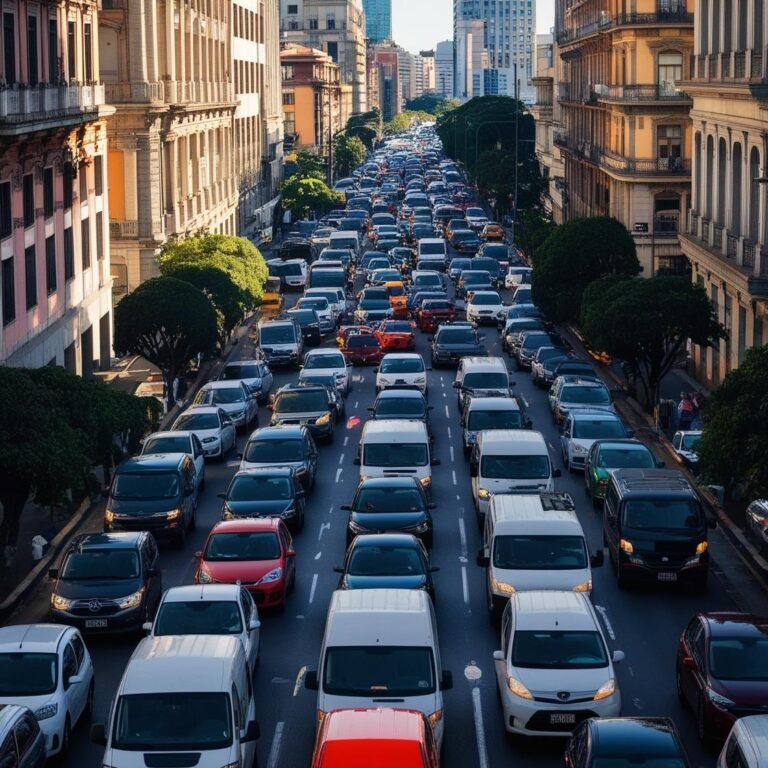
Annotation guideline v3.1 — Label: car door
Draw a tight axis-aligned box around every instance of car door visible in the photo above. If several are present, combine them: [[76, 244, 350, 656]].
[[60, 641, 80, 730], [603, 482, 621, 556], [191, 434, 205, 488], [68, 632, 90, 722], [561, 415, 573, 461], [258, 362, 273, 397], [181, 459, 197, 525], [238, 588, 260, 671], [242, 382, 257, 424], [586, 443, 599, 492], [219, 409, 236, 451], [305, 433, 319, 481], [681, 620, 708, 707], [279, 524, 296, 586], [143, 536, 162, 613], [494, 601, 513, 689]]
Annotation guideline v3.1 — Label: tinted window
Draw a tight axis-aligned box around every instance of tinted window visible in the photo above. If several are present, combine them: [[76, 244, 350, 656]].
[[597, 447, 654, 469], [438, 329, 476, 344], [363, 443, 428, 467], [0, 653, 57, 695], [260, 325, 296, 344], [305, 353, 345, 369], [275, 390, 327, 412], [512, 631, 608, 669], [463, 372, 508, 389], [561, 385, 611, 405], [480, 455, 550, 479], [709, 637, 768, 680], [154, 601, 242, 635], [196, 386, 244, 405], [470, 294, 501, 306], [143, 436, 190, 454], [348, 545, 425, 575], [13, 716, 35, 754], [228, 475, 293, 501], [467, 409, 522, 430], [374, 397, 426, 418], [355, 487, 424, 512], [623, 499, 703, 531], [113, 472, 180, 500], [380, 358, 424, 373], [174, 412, 219, 430], [592, 761, 687, 768], [347, 336, 380, 349], [222, 363, 263, 380], [204, 532, 281, 561], [494, 535, 588, 570], [62, 549, 140, 579], [244, 437, 303, 463], [572, 419, 625, 440]]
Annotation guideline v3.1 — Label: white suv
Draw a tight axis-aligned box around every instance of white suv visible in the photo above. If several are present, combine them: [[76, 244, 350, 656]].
[[560, 409, 629, 472], [375, 353, 428, 394], [466, 290, 505, 325], [300, 348, 350, 395]]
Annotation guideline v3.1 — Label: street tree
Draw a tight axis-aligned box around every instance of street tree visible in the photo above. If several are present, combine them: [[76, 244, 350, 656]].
[[333, 133, 367, 178], [292, 150, 326, 180], [517, 208, 556, 263], [697, 344, 768, 500], [114, 276, 218, 408], [281, 175, 342, 220], [345, 108, 382, 150], [473, 149, 543, 217], [531, 217, 641, 323], [581, 276, 726, 410], [405, 94, 459, 115]]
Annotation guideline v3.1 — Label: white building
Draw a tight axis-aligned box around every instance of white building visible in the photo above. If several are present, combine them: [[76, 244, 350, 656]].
[[455, 19, 487, 99], [435, 40, 455, 98]]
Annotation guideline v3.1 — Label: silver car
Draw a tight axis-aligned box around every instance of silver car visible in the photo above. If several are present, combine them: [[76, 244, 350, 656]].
[[193, 381, 258, 432]]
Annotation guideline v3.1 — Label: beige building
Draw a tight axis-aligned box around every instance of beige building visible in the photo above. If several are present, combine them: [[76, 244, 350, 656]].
[[678, 2, 768, 387]]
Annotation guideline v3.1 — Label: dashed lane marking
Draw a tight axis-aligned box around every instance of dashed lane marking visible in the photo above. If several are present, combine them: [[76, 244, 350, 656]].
[[449, 446, 455, 463], [314, 551, 322, 561], [308, 574, 318, 604], [335, 468, 343, 482], [452, 470, 457, 486], [595, 604, 617, 640], [471, 687, 490, 768], [462, 565, 470, 605], [318, 523, 330, 541], [445, 405, 450, 418], [338, 453, 344, 465], [266, 721, 285, 768]]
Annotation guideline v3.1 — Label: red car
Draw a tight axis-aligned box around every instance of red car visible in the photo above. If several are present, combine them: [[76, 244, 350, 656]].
[[195, 518, 296, 609], [336, 325, 374, 349], [676, 612, 768, 743], [417, 299, 457, 332], [342, 333, 383, 365], [375, 320, 417, 351]]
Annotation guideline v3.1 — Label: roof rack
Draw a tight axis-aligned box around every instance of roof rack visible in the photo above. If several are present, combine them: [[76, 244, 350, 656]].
[[539, 492, 576, 511]]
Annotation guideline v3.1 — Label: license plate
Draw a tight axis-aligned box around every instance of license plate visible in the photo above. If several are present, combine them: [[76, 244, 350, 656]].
[[550, 713, 576, 725], [85, 619, 108, 628], [396, 379, 406, 384], [658, 572, 678, 581]]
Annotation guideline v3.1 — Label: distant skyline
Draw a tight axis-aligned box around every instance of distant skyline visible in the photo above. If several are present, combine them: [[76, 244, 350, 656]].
[[391, 0, 555, 54]]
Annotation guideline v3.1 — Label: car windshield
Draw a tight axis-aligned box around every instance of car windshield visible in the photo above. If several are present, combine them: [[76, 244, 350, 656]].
[[363, 443, 428, 467], [709, 637, 768, 680], [467, 409, 522, 430], [423, 301, 451, 311], [154, 600, 242, 636], [300, 298, 328, 311], [562, 385, 611, 405], [450, 260, 471, 270], [348, 545, 425, 576], [471, 294, 501, 306], [197, 386, 244, 405], [572, 419, 625, 439], [493, 535, 588, 570], [680, 433, 702, 451], [375, 397, 426, 418], [381, 358, 423, 373], [439, 329, 476, 344], [112, 472, 180, 500], [623, 500, 703, 531], [347, 336, 380, 348], [228, 475, 293, 501], [113, 692, 232, 751], [380, 322, 412, 333], [275, 390, 327, 412], [61, 549, 141, 579], [323, 647, 435, 696], [512, 631, 608, 669], [355, 487, 424, 512], [360, 300, 391, 310], [414, 275, 441, 286], [143, 436, 190, 454], [481, 455, 551, 479], [243, 437, 303, 463], [306, 353, 345, 369], [260, 326, 296, 344], [597, 447, 655, 469], [484, 246, 508, 259], [536, 348, 564, 363], [174, 412, 219, 431], [222, 363, 262, 380], [463, 372, 508, 389], [290, 310, 317, 325], [0, 653, 57, 695], [420, 242, 445, 255], [204, 532, 281, 562]]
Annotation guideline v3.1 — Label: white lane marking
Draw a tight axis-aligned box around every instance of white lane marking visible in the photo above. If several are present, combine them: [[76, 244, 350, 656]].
[[441, 378, 445, 387], [226, 460, 239, 467], [458, 517, 468, 559], [335, 468, 343, 482], [266, 721, 285, 768], [447, 426, 452, 439], [628, 666, 635, 677], [314, 551, 322, 561], [445, 404, 450, 418], [338, 453, 344, 465], [343, 436, 349, 446], [452, 470, 457, 486], [449, 446, 455, 463], [442, 391, 447, 398], [308, 573, 318, 604], [520, 393, 529, 408], [595, 604, 617, 640], [632, 697, 643, 710], [471, 686, 490, 768], [318, 522, 330, 540], [328, 505, 334, 515], [353, 401, 359, 409], [461, 565, 470, 605], [293, 668, 306, 696]]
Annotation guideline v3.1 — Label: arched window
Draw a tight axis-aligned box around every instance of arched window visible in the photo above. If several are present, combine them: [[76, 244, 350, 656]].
[[658, 52, 683, 96], [705, 136, 714, 219], [731, 142, 743, 235], [748, 146, 760, 242]]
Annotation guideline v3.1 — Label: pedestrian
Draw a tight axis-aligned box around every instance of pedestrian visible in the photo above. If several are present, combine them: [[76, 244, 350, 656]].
[[678, 391, 695, 429]]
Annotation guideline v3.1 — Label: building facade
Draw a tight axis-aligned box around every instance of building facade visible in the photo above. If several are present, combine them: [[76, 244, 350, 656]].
[[369, 42, 400, 122], [1, 0, 113, 375], [362, 0, 391, 43], [418, 50, 436, 96], [435, 40, 455, 98], [454, 18, 487, 99], [100, 0, 239, 298], [678, 2, 768, 387], [555, 0, 695, 276]]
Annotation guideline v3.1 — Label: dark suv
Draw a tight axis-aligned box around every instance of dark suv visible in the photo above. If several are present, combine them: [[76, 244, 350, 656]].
[[239, 425, 318, 491], [431, 322, 487, 368], [48, 532, 162, 634], [269, 384, 341, 442], [603, 468, 713, 589]]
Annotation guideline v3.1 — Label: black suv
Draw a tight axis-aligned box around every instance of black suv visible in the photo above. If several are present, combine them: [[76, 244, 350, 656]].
[[430, 322, 487, 368], [48, 532, 162, 634], [239, 425, 318, 491], [269, 384, 341, 442], [603, 468, 714, 589]]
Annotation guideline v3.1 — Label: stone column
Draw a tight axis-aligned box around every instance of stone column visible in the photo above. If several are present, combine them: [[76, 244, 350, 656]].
[[165, 0, 176, 81], [145, 0, 158, 83], [129, 0, 149, 82]]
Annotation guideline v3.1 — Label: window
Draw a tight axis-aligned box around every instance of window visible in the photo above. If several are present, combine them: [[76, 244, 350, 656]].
[[327, 41, 338, 61], [81, 219, 90, 270], [48, 18, 58, 83], [326, 14, 336, 29], [2, 13, 16, 85], [24, 245, 37, 310], [658, 52, 682, 96], [657, 125, 682, 170], [43, 167, 54, 217], [282, 90, 295, 105], [23, 173, 35, 228], [94, 155, 103, 196], [96, 211, 104, 260], [45, 235, 57, 294], [13, 715, 36, 756], [2, 257, 15, 326], [84, 23, 92, 82], [63, 164, 73, 208], [70, 634, 85, 667], [287, 3, 298, 12], [67, 21, 75, 79], [281, 64, 294, 80], [79, 165, 87, 201], [27, 15, 38, 85], [0, 182, 10, 239], [308, 17, 318, 29], [62, 644, 77, 688], [64, 226, 74, 280]]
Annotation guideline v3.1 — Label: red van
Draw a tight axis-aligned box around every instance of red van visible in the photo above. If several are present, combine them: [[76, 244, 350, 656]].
[[311, 708, 440, 768]]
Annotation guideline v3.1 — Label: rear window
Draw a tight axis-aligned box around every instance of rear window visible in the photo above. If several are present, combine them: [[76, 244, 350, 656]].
[[572, 419, 625, 439], [419, 241, 446, 255], [480, 454, 550, 479], [310, 270, 345, 287]]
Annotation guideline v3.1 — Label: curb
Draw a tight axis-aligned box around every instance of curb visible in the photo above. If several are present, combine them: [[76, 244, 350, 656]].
[[0, 496, 95, 622]]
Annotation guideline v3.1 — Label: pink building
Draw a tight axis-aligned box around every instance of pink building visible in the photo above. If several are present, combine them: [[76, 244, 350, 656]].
[[0, 0, 113, 375]]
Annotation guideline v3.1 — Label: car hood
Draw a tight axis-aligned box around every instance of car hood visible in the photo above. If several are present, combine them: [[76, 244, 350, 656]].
[[240, 459, 306, 472], [561, 403, 615, 415], [711, 679, 768, 706], [109, 497, 178, 515], [225, 499, 294, 516], [493, 566, 591, 592], [54, 576, 144, 600], [342, 574, 428, 590], [304, 366, 345, 378], [437, 343, 485, 354], [514, 665, 613, 697], [203, 559, 283, 584], [350, 511, 428, 531], [570, 438, 598, 452], [273, 410, 325, 422], [262, 343, 297, 352]]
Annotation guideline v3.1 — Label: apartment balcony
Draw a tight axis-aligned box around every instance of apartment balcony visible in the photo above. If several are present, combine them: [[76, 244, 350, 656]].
[[0, 84, 106, 135], [557, 83, 601, 104], [600, 148, 691, 177], [105, 80, 236, 107], [595, 83, 692, 104], [558, 7, 692, 46], [110, 219, 164, 241], [690, 50, 766, 83]]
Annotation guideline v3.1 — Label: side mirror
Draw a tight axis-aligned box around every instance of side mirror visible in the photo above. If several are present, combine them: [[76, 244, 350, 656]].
[[48, 568, 59, 579], [333, 566, 344, 573], [142, 621, 153, 633], [305, 670, 319, 690], [286, 548, 296, 557], [469, 462, 478, 478], [612, 650, 625, 664], [367, 406, 374, 411], [682, 656, 696, 669], [340, 504, 352, 511], [429, 566, 441, 573], [476, 551, 490, 567], [428, 405, 435, 411], [626, 429, 635, 438], [67, 673, 84, 686], [194, 551, 203, 559], [431, 458, 441, 466], [553, 468, 562, 478], [353, 458, 361, 466], [249, 618, 261, 631], [242, 720, 260, 742], [217, 492, 227, 499], [90, 723, 107, 746], [440, 671, 453, 691], [428, 503, 437, 510], [591, 550, 605, 567], [492, 650, 504, 662], [656, 459, 666, 468], [452, 381, 461, 389]]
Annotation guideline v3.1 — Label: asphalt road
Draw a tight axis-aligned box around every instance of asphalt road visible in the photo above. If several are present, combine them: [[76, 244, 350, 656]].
[[8, 248, 767, 768]]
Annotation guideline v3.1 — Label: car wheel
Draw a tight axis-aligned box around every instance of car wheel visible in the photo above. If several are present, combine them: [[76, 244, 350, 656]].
[[55, 717, 71, 763]]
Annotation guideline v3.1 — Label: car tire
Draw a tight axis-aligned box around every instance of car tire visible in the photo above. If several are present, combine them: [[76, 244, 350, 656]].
[[55, 717, 71, 764]]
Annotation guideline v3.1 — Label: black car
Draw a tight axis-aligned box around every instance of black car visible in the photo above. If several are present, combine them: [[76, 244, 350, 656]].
[[343, 477, 434, 547], [333, 534, 437, 601], [219, 467, 305, 532], [563, 717, 690, 768], [431, 322, 487, 368], [553, 359, 599, 380], [369, 388, 433, 437], [287, 307, 322, 346], [456, 270, 493, 299], [48, 532, 162, 634], [270, 384, 341, 442], [239, 425, 318, 491], [515, 330, 566, 369]]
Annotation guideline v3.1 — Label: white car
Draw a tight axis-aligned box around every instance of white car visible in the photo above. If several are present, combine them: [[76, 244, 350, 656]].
[[465, 206, 490, 230], [0, 624, 94, 757], [494, 591, 623, 737], [300, 348, 350, 395], [219, 358, 273, 403], [466, 290, 505, 325], [140, 430, 206, 492], [296, 296, 335, 334], [172, 405, 237, 459], [144, 584, 260, 677], [560, 410, 628, 472], [375, 353, 428, 394], [505, 266, 533, 289], [193, 381, 258, 433]]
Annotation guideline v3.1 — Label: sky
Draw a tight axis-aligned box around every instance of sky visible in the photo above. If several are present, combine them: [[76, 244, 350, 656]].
[[391, 0, 555, 54]]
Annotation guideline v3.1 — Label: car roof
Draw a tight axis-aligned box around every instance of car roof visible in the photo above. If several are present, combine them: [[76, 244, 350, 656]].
[[492, 497, 581, 530], [363, 419, 428, 436], [69, 531, 145, 550], [322, 708, 426, 743], [305, 348, 345, 357], [376, 388, 426, 400], [461, 356, 506, 370], [732, 716, 768, 763], [469, 291, 501, 298], [247, 425, 306, 440], [466, 396, 520, 411], [593, 439, 648, 451], [179, 405, 222, 415], [356, 476, 422, 490], [569, 410, 622, 421], [233, 466, 294, 479], [117, 453, 188, 472], [330, 588, 430, 614], [701, 612, 768, 637], [558, 376, 606, 386], [201, 381, 243, 390], [512, 591, 595, 630], [479, 429, 545, 446], [144, 431, 193, 441], [381, 352, 422, 360], [210, 518, 282, 534], [612, 468, 696, 495], [160, 584, 242, 603], [350, 533, 421, 549], [0, 623, 71, 653], [589, 718, 684, 758]]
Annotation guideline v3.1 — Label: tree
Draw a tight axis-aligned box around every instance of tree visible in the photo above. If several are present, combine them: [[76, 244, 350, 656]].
[[114, 277, 218, 408], [383, 111, 434, 135], [697, 345, 768, 500], [291, 150, 326, 180], [517, 208, 556, 264], [581, 276, 726, 410], [159, 234, 269, 334], [333, 133, 366, 178], [473, 149, 543, 217], [531, 217, 641, 324], [281, 175, 342, 220], [345, 108, 382, 150], [405, 93, 458, 115]]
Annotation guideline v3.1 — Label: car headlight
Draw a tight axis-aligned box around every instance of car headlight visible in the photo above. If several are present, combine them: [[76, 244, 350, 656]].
[[257, 567, 283, 584], [598, 478, 609, 487], [104, 509, 114, 524], [477, 488, 491, 500], [491, 578, 516, 595], [33, 703, 58, 721], [117, 588, 145, 609], [414, 376, 426, 383], [406, 521, 430, 534], [202, 436, 218, 444], [315, 412, 332, 425], [594, 678, 616, 701], [695, 541, 708, 555], [166, 508, 182, 520], [619, 539, 634, 554], [198, 569, 215, 584], [572, 580, 592, 593], [707, 689, 735, 710], [571, 443, 588, 455], [427, 709, 443, 727], [420, 476, 432, 487], [51, 594, 74, 611], [507, 677, 533, 700]]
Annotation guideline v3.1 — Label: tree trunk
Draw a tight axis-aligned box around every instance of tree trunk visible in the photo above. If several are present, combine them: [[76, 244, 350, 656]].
[[0, 481, 32, 553]]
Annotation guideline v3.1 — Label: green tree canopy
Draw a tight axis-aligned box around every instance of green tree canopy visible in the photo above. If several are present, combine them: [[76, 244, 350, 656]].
[[698, 345, 768, 500], [345, 108, 382, 150], [333, 133, 367, 179], [581, 276, 726, 410], [290, 150, 326, 180], [404, 93, 459, 115], [384, 111, 434, 135], [473, 149, 543, 216], [281, 175, 342, 220], [114, 276, 218, 406], [517, 208, 556, 263], [531, 217, 641, 324], [158, 234, 268, 334]]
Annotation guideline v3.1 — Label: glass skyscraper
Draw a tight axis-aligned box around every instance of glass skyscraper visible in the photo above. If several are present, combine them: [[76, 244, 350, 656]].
[[363, 0, 392, 42]]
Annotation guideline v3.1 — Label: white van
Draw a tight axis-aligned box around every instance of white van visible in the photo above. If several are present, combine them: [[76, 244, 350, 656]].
[[354, 420, 438, 495], [417, 238, 448, 269], [304, 589, 452, 749], [92, 635, 259, 768], [470, 430, 560, 523], [718, 716, 768, 768], [329, 230, 361, 256], [476, 492, 604, 619]]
